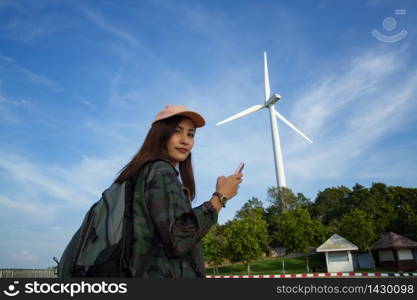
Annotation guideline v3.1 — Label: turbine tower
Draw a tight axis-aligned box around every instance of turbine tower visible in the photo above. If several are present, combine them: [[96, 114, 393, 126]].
[[216, 52, 313, 189]]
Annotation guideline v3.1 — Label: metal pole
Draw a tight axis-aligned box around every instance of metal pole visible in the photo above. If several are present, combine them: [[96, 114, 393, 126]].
[[268, 104, 286, 188], [264, 52, 286, 190]]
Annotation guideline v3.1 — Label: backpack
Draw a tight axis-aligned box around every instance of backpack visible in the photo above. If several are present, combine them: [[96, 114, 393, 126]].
[[58, 160, 162, 278]]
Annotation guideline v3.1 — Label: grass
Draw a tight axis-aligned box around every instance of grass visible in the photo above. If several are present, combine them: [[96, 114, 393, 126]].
[[205, 254, 410, 275], [206, 254, 325, 275]]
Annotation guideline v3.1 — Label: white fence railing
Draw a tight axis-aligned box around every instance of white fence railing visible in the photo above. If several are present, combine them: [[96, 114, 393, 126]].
[[0, 269, 57, 278]]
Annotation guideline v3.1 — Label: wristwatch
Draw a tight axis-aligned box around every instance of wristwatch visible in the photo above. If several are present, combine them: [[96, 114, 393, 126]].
[[212, 192, 228, 207]]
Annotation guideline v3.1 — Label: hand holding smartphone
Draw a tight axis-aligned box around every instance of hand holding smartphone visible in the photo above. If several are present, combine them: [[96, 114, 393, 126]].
[[235, 162, 245, 174]]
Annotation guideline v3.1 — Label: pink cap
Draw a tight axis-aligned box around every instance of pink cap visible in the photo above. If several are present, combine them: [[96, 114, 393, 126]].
[[152, 104, 205, 128]]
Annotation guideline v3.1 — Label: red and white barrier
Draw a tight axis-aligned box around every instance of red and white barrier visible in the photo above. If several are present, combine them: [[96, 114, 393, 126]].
[[207, 272, 417, 278]]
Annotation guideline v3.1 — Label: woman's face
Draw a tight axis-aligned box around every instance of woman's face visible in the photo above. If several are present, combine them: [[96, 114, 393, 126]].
[[166, 118, 195, 167]]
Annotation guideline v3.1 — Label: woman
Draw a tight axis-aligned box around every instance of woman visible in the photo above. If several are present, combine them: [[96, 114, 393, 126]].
[[113, 104, 243, 278]]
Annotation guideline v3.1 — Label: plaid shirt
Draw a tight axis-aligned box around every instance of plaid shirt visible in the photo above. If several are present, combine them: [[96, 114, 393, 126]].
[[129, 160, 218, 278]]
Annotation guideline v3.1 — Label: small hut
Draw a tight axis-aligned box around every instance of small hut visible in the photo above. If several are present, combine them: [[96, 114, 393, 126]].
[[370, 232, 417, 272], [316, 234, 358, 272]]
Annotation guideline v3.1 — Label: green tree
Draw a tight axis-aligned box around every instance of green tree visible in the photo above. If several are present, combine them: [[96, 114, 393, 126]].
[[202, 223, 225, 274], [272, 208, 329, 272], [235, 197, 264, 220], [405, 210, 417, 239], [296, 192, 311, 209], [344, 183, 369, 211], [234, 197, 271, 256], [224, 214, 268, 274], [337, 208, 377, 252], [362, 183, 396, 235], [266, 186, 312, 248], [267, 186, 298, 212], [387, 186, 417, 239], [265, 204, 281, 248], [312, 186, 351, 224], [312, 183, 417, 239]]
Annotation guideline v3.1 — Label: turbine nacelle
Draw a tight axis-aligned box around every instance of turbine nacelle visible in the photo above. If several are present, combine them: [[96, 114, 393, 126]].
[[265, 93, 281, 107]]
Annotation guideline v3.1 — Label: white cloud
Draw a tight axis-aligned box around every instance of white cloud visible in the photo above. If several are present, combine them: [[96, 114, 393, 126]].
[[0, 92, 33, 124], [283, 47, 417, 185], [77, 96, 97, 111], [0, 0, 18, 8], [0, 0, 71, 43], [76, 3, 165, 67], [12, 250, 35, 262], [108, 73, 145, 107], [0, 152, 126, 209], [0, 52, 61, 92], [56, 155, 128, 198], [290, 50, 399, 137], [0, 195, 58, 223], [0, 52, 14, 62], [14, 65, 61, 93], [78, 5, 141, 48]]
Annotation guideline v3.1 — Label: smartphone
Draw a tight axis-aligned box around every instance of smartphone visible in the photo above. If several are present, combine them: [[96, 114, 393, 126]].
[[234, 162, 245, 174]]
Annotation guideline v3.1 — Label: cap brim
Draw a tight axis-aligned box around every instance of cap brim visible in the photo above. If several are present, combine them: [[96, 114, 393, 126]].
[[178, 111, 205, 128]]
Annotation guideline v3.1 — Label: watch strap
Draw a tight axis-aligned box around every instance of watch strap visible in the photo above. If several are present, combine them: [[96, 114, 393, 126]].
[[212, 192, 228, 207]]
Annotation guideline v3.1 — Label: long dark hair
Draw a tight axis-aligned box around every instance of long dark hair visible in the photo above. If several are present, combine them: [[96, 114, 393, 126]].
[[114, 115, 196, 201]]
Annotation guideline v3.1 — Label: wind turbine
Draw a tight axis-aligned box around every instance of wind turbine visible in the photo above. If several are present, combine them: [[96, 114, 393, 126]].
[[216, 52, 313, 189]]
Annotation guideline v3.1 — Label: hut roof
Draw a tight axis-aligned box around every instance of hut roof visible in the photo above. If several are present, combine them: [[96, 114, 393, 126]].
[[370, 232, 417, 250], [316, 233, 358, 252]]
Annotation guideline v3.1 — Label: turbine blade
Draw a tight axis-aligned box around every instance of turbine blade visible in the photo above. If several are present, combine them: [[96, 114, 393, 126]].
[[264, 52, 271, 102], [216, 105, 265, 126], [274, 110, 313, 143]]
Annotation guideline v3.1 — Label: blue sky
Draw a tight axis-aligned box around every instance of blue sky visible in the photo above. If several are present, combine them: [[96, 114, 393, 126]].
[[1, 0, 416, 268]]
